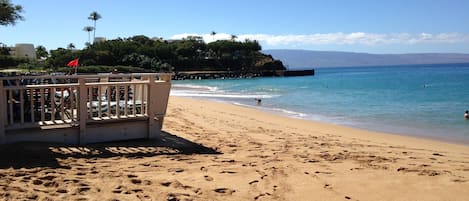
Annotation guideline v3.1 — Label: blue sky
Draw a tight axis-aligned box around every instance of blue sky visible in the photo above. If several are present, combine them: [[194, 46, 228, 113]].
[[2, 0, 469, 54]]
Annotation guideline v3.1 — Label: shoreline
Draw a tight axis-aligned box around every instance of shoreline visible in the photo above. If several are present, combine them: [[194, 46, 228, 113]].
[[171, 93, 469, 146], [167, 96, 469, 150]]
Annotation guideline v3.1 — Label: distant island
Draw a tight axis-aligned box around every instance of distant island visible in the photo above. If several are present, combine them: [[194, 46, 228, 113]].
[[263, 49, 469, 69]]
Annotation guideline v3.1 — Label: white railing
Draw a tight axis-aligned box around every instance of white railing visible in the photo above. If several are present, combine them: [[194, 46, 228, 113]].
[[0, 73, 172, 144]]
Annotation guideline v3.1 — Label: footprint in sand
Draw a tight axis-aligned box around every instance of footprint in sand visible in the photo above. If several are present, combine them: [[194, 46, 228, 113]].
[[220, 170, 237, 174], [24, 193, 38, 200], [43, 181, 59, 188], [39, 175, 56, 181], [112, 185, 124, 194], [161, 181, 172, 187], [131, 179, 142, 184], [77, 186, 91, 194], [214, 188, 236, 195], [254, 193, 272, 200], [131, 189, 143, 193], [160, 180, 193, 190], [204, 175, 214, 181], [256, 170, 268, 179], [32, 180, 43, 185], [20, 176, 31, 182], [76, 172, 86, 176], [56, 188, 68, 193], [249, 180, 259, 185], [221, 159, 236, 163], [168, 168, 185, 173], [137, 193, 151, 200]]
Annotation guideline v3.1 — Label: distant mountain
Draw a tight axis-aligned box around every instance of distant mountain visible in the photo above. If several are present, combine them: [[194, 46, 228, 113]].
[[262, 49, 469, 69]]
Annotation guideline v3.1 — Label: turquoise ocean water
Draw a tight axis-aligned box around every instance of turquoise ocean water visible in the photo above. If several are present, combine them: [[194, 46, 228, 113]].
[[171, 63, 469, 144]]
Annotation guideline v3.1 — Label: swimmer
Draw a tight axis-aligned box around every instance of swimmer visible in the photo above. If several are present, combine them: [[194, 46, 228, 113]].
[[255, 98, 262, 105]]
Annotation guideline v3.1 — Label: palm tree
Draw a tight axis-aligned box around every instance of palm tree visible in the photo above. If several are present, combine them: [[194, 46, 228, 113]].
[[210, 31, 217, 41], [230, 34, 237, 41], [83, 26, 94, 44], [67, 43, 76, 50], [88, 11, 102, 43], [35, 45, 48, 59]]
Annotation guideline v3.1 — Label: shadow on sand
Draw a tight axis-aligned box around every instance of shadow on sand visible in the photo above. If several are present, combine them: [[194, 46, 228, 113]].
[[0, 131, 220, 169]]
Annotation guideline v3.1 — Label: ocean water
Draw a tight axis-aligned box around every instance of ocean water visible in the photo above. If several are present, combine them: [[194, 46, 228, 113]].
[[171, 63, 469, 144]]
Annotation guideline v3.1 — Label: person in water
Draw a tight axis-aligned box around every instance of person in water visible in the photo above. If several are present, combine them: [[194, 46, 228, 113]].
[[255, 98, 262, 105], [465, 110, 469, 120]]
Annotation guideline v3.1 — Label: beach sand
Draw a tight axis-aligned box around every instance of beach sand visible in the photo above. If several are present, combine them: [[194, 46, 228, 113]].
[[1, 96, 468, 201]]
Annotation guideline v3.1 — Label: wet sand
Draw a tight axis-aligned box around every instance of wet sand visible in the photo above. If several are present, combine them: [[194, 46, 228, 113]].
[[0, 96, 468, 201]]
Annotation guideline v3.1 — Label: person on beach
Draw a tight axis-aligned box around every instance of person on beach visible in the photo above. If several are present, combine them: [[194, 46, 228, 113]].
[[255, 98, 262, 105], [465, 110, 469, 120]]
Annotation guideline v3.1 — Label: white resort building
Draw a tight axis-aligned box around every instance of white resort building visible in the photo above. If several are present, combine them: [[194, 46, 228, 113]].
[[9, 43, 37, 60]]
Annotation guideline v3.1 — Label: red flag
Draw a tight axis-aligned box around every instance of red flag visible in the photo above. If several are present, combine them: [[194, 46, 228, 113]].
[[67, 58, 79, 67]]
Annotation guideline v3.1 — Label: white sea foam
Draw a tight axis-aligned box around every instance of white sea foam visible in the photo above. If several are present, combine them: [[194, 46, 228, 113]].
[[268, 107, 308, 117], [171, 90, 276, 99], [172, 84, 219, 92]]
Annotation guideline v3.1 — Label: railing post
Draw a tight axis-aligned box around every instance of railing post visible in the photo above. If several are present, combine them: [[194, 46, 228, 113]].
[[159, 74, 171, 82], [147, 75, 171, 139], [78, 78, 88, 144], [0, 81, 5, 144], [147, 76, 157, 139]]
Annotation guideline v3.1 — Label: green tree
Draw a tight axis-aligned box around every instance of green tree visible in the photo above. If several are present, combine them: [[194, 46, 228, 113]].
[[130, 35, 153, 46], [210, 31, 217, 41], [0, 42, 9, 55], [67, 43, 75, 50], [83, 26, 94, 44], [35, 45, 48, 59], [230, 34, 237, 41], [88, 11, 102, 43], [44, 34, 284, 72], [46, 48, 75, 68], [0, 0, 23, 26]]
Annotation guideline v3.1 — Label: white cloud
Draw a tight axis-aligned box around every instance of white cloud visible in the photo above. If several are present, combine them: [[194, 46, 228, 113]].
[[170, 32, 469, 47]]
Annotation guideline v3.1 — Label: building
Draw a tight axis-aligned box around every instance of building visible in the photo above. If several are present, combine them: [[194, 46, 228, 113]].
[[9, 43, 36, 60], [94, 37, 106, 43]]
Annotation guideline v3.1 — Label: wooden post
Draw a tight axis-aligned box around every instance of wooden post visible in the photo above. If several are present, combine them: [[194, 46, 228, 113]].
[[147, 76, 157, 139], [147, 75, 171, 139], [0, 81, 6, 144], [78, 78, 88, 144]]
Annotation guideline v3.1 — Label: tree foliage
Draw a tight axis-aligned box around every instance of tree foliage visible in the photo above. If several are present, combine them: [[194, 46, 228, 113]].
[[45, 35, 285, 72], [35, 45, 48, 59], [0, 42, 9, 55], [83, 26, 94, 44], [0, 0, 23, 26], [88, 11, 101, 42]]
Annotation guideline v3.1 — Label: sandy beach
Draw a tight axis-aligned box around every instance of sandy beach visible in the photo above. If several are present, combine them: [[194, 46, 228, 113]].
[[1, 96, 468, 201]]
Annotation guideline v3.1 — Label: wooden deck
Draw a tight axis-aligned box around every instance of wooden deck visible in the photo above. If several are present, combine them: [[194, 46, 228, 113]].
[[0, 73, 171, 145]]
